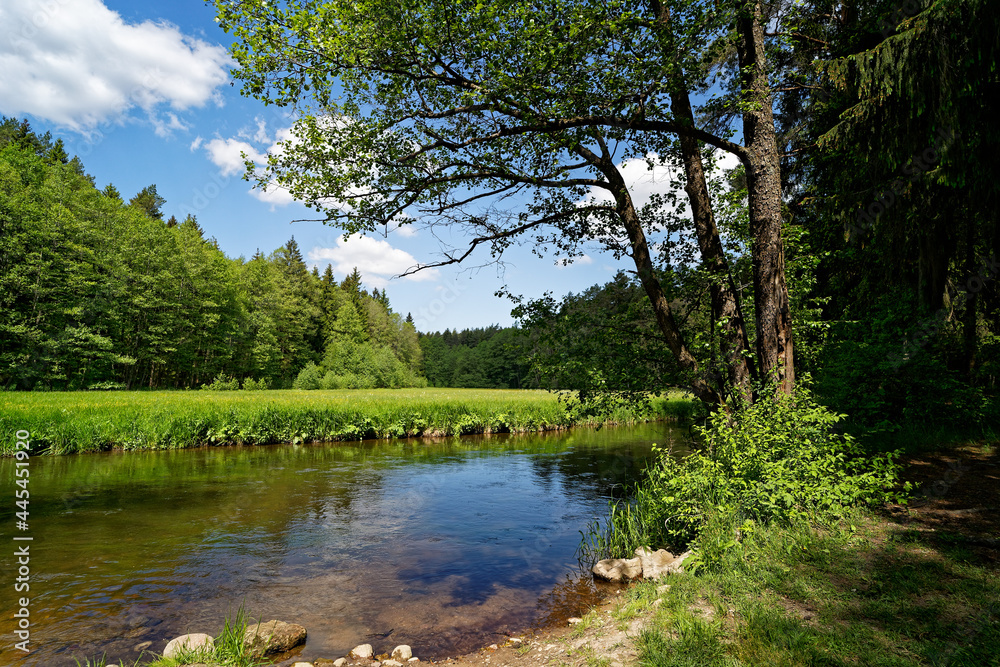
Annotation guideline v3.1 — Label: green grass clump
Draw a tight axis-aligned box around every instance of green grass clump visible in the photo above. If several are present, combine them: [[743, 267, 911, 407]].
[[77, 603, 262, 667], [0, 388, 692, 455]]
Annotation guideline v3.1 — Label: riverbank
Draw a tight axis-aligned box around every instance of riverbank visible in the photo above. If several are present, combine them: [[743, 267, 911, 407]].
[[432, 439, 1000, 667], [0, 388, 697, 455]]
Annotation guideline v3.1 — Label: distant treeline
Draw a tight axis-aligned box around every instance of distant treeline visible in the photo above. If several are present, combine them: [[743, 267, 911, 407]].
[[0, 118, 422, 390], [418, 326, 536, 389]]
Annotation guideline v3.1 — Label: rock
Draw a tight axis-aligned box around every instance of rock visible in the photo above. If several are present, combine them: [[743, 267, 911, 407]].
[[349, 643, 374, 660], [408, 659, 420, 663], [667, 550, 692, 574], [383, 661, 404, 667], [163, 633, 215, 659], [391, 645, 413, 661], [333, 659, 348, 667], [567, 617, 583, 625], [591, 556, 643, 582], [243, 620, 307, 658], [292, 663, 315, 667], [134, 641, 153, 652], [314, 660, 339, 667], [634, 546, 681, 579]]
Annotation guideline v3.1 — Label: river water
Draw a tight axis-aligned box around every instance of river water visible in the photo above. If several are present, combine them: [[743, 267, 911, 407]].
[[0, 423, 689, 665]]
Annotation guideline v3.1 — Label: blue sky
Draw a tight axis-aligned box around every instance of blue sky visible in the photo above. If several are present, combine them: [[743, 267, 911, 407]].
[[1, 0, 735, 332]]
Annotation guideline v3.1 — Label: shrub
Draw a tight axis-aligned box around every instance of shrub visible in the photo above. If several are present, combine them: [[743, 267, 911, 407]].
[[201, 373, 241, 391], [241, 377, 270, 391], [599, 385, 909, 560], [292, 362, 323, 390]]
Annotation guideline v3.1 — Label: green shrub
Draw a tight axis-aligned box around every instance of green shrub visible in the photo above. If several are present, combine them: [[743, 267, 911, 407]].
[[599, 385, 909, 560], [201, 373, 241, 391], [241, 377, 270, 391], [292, 362, 323, 390]]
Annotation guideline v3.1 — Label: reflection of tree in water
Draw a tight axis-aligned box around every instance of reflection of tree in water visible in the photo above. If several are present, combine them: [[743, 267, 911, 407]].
[[528, 445, 646, 500]]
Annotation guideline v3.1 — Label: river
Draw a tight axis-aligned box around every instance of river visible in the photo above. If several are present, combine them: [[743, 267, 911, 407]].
[[0, 422, 689, 665]]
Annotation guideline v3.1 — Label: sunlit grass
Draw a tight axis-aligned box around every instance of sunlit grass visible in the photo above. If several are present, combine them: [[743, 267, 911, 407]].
[[1, 388, 694, 455]]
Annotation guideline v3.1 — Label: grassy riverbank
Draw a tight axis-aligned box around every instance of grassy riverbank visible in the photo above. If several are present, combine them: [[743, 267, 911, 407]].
[[437, 441, 1000, 667], [0, 388, 696, 455]]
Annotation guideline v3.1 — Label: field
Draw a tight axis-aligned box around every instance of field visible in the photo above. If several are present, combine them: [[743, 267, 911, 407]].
[[0, 388, 695, 455]]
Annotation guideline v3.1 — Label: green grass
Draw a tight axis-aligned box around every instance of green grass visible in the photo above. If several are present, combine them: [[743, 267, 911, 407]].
[[634, 510, 1000, 667], [1, 388, 696, 455], [76, 603, 262, 667]]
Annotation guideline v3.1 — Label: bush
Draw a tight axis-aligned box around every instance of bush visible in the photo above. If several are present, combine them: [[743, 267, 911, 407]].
[[201, 373, 241, 391], [292, 362, 323, 390], [241, 377, 270, 391], [599, 385, 909, 561]]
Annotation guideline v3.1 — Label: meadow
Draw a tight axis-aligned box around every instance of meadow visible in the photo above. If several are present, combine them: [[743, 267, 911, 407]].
[[0, 388, 695, 455]]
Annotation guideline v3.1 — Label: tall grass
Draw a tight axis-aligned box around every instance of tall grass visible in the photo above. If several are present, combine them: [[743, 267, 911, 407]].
[[1, 388, 695, 455]]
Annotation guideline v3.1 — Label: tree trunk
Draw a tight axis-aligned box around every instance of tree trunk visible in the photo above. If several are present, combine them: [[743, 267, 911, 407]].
[[669, 88, 755, 404], [584, 144, 723, 406], [736, 2, 795, 395]]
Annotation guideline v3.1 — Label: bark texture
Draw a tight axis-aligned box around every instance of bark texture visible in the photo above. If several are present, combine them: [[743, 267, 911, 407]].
[[736, 1, 795, 395]]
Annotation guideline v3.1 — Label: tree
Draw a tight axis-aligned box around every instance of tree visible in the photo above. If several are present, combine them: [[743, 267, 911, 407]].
[[128, 184, 165, 220], [214, 0, 798, 406]]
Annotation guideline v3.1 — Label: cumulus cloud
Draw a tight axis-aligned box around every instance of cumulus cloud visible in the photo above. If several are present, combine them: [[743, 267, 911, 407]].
[[308, 236, 440, 288], [0, 0, 231, 132], [204, 137, 264, 177]]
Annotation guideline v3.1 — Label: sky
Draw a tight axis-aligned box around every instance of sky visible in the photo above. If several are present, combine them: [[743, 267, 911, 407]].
[[0, 0, 736, 332]]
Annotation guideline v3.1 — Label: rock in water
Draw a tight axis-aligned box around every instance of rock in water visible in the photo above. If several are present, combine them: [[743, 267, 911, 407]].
[[349, 643, 374, 660], [163, 633, 214, 659], [392, 645, 413, 661], [591, 556, 643, 582], [243, 620, 307, 657]]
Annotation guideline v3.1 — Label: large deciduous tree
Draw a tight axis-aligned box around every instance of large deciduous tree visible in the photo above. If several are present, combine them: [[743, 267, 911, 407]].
[[214, 0, 797, 405]]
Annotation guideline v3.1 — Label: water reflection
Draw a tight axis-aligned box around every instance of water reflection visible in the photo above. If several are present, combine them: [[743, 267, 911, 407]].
[[0, 423, 687, 665]]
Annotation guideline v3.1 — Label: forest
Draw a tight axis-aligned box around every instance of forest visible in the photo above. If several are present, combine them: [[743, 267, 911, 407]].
[[0, 118, 423, 391]]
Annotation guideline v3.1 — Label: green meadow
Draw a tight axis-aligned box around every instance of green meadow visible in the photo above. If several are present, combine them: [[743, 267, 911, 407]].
[[0, 388, 694, 455]]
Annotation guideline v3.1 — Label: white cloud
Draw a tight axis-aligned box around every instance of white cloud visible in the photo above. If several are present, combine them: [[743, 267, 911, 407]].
[[308, 235, 440, 288], [189, 136, 204, 151], [204, 137, 264, 177], [0, 0, 231, 132], [250, 183, 297, 209]]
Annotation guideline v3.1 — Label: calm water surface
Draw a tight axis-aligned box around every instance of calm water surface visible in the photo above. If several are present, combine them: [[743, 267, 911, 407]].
[[0, 423, 689, 665]]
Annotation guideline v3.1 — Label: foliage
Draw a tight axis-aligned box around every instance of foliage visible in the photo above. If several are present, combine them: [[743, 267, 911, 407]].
[[0, 119, 428, 392], [419, 325, 534, 389], [202, 373, 243, 391], [596, 385, 908, 559]]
